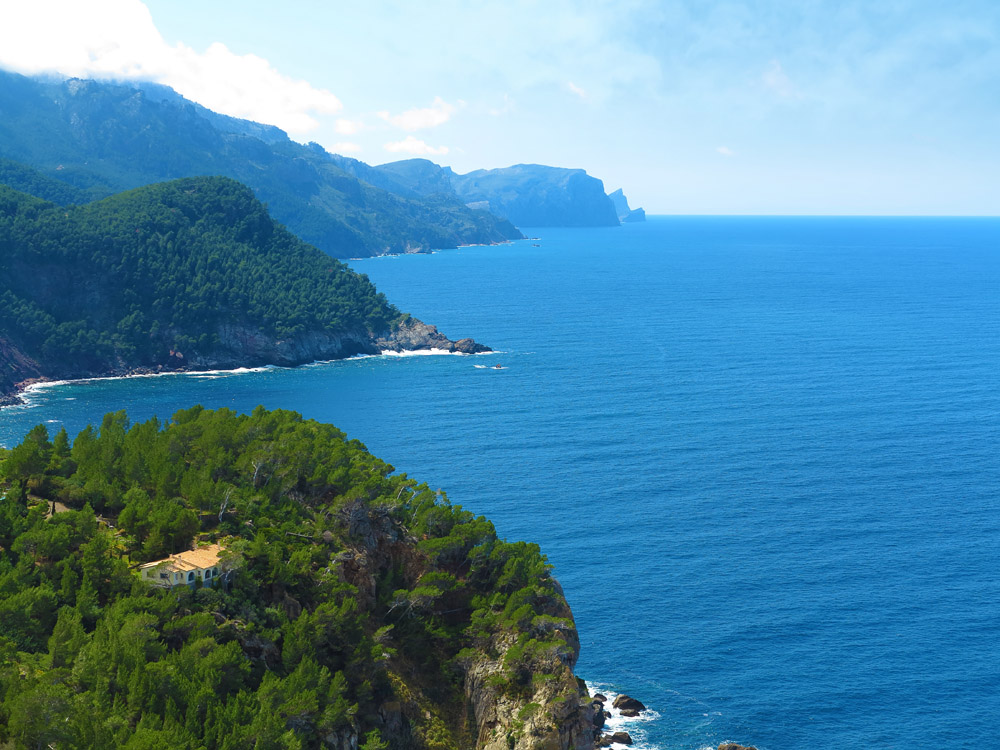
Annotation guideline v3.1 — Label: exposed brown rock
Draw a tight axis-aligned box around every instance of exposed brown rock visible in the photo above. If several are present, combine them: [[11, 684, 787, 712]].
[[611, 695, 646, 713]]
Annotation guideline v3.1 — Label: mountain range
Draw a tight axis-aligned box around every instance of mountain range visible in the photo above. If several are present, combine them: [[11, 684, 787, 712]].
[[0, 70, 643, 258]]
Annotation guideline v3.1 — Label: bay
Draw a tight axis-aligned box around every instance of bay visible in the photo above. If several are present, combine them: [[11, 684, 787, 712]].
[[2, 217, 998, 749]]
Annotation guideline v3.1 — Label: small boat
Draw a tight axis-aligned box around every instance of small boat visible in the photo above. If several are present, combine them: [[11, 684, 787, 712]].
[[494, 364, 502, 369]]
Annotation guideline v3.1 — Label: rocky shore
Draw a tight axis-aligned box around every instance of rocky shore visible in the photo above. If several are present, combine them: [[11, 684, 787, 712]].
[[0, 316, 489, 408]]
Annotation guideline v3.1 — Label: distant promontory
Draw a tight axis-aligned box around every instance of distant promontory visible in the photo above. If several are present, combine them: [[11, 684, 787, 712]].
[[0, 176, 488, 406]]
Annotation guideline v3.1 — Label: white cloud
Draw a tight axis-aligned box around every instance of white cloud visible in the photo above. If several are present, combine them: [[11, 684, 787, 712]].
[[383, 136, 449, 156], [378, 97, 456, 131], [332, 142, 362, 154], [334, 118, 365, 135], [716, 146, 735, 157], [762, 60, 799, 99], [567, 81, 587, 99], [0, 0, 342, 135]]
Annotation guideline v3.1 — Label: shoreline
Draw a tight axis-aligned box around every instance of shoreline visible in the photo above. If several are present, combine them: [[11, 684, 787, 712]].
[[1, 347, 497, 412]]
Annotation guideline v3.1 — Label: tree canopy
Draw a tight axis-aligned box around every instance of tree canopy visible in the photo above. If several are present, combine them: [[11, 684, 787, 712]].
[[0, 407, 581, 749], [0, 176, 400, 380]]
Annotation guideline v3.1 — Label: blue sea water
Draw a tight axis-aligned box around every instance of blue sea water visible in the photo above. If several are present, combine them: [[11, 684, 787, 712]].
[[2, 216, 999, 749]]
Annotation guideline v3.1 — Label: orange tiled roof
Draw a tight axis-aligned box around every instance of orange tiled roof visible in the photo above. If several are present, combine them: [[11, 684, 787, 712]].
[[140, 543, 222, 572]]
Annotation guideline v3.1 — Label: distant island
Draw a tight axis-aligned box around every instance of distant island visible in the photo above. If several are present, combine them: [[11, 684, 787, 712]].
[[0, 176, 487, 406], [0, 406, 597, 749]]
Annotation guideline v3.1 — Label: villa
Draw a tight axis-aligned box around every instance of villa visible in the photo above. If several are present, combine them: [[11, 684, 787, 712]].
[[138, 543, 224, 588]]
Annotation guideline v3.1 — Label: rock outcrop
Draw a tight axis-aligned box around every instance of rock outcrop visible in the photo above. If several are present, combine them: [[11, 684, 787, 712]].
[[607, 189, 646, 223], [611, 695, 646, 714], [375, 317, 491, 354]]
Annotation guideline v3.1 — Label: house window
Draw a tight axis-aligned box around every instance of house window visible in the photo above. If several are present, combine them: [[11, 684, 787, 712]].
[[205, 569, 212, 579], [160, 572, 169, 580], [188, 572, 195, 582]]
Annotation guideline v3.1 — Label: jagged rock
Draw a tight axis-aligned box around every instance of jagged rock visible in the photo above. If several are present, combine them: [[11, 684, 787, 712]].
[[591, 701, 607, 729], [611, 695, 646, 713], [453, 337, 490, 354], [592, 693, 607, 703], [718, 745, 758, 750], [598, 731, 633, 747], [375, 317, 490, 354], [608, 188, 646, 223], [619, 708, 640, 717]]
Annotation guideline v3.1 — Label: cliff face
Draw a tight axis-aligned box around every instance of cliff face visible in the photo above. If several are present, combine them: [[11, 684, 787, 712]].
[[448, 165, 621, 228], [335, 498, 595, 750], [344, 160, 623, 229], [462, 585, 596, 750], [607, 189, 646, 223]]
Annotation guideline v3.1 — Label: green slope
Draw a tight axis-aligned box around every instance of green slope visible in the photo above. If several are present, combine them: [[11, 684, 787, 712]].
[[0, 176, 400, 389], [0, 71, 522, 257], [0, 407, 591, 749]]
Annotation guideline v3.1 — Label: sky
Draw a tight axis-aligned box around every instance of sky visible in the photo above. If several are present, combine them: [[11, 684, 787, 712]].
[[1, 0, 998, 215]]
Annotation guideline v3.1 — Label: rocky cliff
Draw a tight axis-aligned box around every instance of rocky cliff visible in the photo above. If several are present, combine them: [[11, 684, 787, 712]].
[[332, 491, 596, 750], [335, 159, 624, 229], [607, 189, 646, 223]]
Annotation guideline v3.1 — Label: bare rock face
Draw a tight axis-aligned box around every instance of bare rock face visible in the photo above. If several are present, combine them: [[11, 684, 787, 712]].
[[718, 744, 758, 750], [0, 335, 41, 406], [461, 579, 595, 750], [611, 695, 646, 714], [376, 317, 491, 354]]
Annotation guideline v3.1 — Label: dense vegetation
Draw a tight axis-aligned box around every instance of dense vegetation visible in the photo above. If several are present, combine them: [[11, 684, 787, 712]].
[[0, 176, 400, 390], [0, 159, 90, 206], [0, 407, 583, 749], [0, 71, 521, 257]]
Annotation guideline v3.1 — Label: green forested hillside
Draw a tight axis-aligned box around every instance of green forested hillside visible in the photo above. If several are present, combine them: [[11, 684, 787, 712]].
[[0, 407, 588, 749], [0, 159, 90, 206], [0, 71, 521, 257], [0, 176, 400, 394]]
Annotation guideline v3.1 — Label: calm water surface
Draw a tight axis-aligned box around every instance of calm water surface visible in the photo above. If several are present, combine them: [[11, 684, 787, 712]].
[[2, 217, 998, 749]]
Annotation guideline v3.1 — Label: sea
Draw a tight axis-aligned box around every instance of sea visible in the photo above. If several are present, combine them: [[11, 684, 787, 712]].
[[2, 216, 998, 750]]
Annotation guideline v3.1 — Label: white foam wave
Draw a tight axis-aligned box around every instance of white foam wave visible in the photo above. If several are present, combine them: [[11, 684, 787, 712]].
[[380, 348, 461, 357], [585, 681, 663, 749], [10, 366, 272, 409]]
